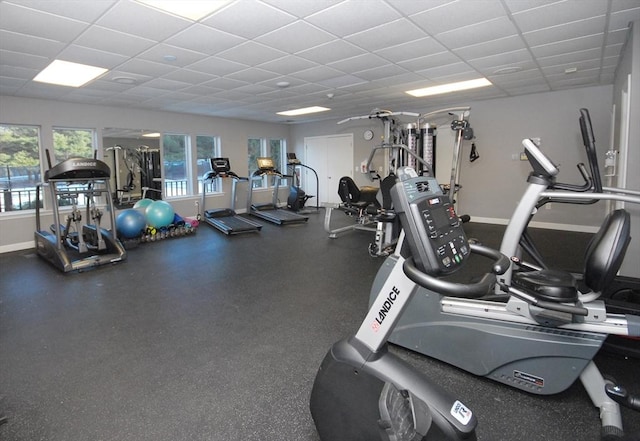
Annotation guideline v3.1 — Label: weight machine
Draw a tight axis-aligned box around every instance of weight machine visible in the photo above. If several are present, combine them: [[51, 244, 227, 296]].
[[325, 108, 474, 255]]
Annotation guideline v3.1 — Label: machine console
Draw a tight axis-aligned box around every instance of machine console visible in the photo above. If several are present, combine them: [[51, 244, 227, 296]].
[[45, 157, 111, 181], [210, 157, 231, 174], [392, 167, 470, 275]]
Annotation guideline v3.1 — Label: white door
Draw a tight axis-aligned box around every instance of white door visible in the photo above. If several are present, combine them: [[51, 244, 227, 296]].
[[304, 134, 353, 205]]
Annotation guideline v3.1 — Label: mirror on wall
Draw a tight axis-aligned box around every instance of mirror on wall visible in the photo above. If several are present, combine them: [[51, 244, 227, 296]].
[[102, 128, 162, 208]]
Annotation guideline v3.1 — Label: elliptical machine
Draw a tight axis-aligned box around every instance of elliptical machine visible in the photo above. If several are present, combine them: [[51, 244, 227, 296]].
[[310, 167, 510, 441]]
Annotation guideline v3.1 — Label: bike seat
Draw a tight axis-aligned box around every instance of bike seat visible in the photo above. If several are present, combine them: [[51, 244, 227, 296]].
[[512, 269, 578, 302]]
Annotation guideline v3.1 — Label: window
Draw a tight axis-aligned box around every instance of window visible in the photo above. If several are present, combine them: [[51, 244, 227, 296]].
[[197, 135, 221, 195], [52, 127, 95, 164], [163, 133, 189, 197], [247, 137, 287, 189], [0, 124, 42, 212]]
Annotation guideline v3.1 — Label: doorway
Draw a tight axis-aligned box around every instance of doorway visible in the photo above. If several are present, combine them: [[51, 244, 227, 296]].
[[303, 134, 354, 206]]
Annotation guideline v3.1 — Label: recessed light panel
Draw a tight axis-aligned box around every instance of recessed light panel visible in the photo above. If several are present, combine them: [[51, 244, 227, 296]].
[[34, 60, 108, 87], [277, 106, 331, 117], [406, 78, 492, 98]]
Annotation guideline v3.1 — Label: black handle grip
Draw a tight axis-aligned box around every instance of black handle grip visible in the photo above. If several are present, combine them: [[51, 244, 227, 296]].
[[403, 244, 509, 299]]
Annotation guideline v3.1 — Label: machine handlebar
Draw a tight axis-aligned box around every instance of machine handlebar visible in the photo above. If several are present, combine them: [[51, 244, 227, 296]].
[[403, 243, 510, 298]]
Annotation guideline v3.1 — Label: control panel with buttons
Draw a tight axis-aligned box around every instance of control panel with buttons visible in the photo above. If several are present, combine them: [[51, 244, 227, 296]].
[[391, 167, 470, 276]]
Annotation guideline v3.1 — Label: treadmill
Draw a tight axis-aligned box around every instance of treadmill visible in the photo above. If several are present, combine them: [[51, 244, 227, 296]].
[[201, 158, 262, 235], [247, 157, 309, 225]]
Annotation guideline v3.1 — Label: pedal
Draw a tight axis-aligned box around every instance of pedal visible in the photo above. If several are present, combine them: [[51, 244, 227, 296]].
[[605, 383, 640, 411]]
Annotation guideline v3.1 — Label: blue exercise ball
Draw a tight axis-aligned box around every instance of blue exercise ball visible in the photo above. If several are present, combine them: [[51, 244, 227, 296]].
[[133, 198, 154, 209], [116, 209, 146, 239], [145, 200, 175, 228]]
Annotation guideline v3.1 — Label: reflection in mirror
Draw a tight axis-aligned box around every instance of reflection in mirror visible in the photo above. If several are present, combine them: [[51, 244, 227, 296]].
[[102, 128, 162, 208]]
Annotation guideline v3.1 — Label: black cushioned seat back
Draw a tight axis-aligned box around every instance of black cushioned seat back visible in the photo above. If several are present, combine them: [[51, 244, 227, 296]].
[[583, 209, 631, 293], [338, 176, 361, 204], [380, 174, 397, 210]]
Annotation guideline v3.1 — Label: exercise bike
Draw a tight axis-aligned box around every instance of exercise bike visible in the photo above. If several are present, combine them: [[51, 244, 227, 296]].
[[374, 141, 640, 439], [500, 109, 640, 316], [311, 167, 511, 440]]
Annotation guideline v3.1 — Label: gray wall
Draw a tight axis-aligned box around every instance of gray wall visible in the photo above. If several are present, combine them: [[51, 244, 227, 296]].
[[613, 20, 640, 277]]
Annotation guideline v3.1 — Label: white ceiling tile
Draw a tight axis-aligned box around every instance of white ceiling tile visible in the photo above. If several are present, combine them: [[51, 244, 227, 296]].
[[530, 34, 604, 59], [502, 0, 559, 14], [187, 57, 249, 77], [233, 83, 276, 95], [346, 19, 427, 52], [306, 0, 402, 37], [226, 68, 280, 84], [386, 0, 454, 16], [0, 49, 50, 70], [536, 47, 601, 68], [96, 0, 191, 41], [0, 76, 30, 91], [0, 30, 65, 58], [0, 2, 88, 42], [202, 77, 250, 90], [397, 52, 461, 73], [604, 44, 624, 58], [455, 35, 526, 60], [162, 69, 215, 85], [415, 62, 475, 80], [143, 78, 191, 91], [5, 0, 116, 22], [0, 65, 39, 81], [352, 63, 408, 82], [606, 28, 631, 46], [201, 1, 296, 39], [57, 45, 129, 69], [297, 40, 365, 65], [290, 65, 344, 82], [318, 74, 368, 89], [541, 58, 601, 76], [511, 0, 608, 33], [165, 24, 246, 56], [126, 85, 170, 98], [261, 0, 343, 18], [466, 49, 534, 72], [608, 7, 640, 31], [138, 44, 207, 68], [0, 0, 631, 123], [74, 26, 156, 57], [489, 68, 546, 86], [255, 20, 335, 54], [500, 82, 551, 95], [114, 59, 176, 77], [256, 55, 319, 76], [217, 41, 288, 67], [375, 37, 449, 63], [410, 0, 507, 35], [523, 16, 606, 47], [436, 17, 519, 49]]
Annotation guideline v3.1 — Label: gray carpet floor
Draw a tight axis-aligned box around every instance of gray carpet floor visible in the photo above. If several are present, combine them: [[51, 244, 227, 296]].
[[1, 210, 638, 441]]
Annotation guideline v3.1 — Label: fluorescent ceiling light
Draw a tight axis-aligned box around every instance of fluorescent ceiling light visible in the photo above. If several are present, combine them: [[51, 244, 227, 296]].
[[142, 132, 161, 138], [136, 0, 232, 20], [34, 60, 107, 87], [406, 78, 492, 98], [277, 106, 331, 117]]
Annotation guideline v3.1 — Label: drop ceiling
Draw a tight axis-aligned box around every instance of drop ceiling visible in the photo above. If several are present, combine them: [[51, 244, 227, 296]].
[[0, 0, 638, 124]]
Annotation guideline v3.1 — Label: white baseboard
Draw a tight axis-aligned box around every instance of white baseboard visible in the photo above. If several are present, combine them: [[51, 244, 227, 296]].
[[0, 241, 35, 254], [469, 216, 599, 233]]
